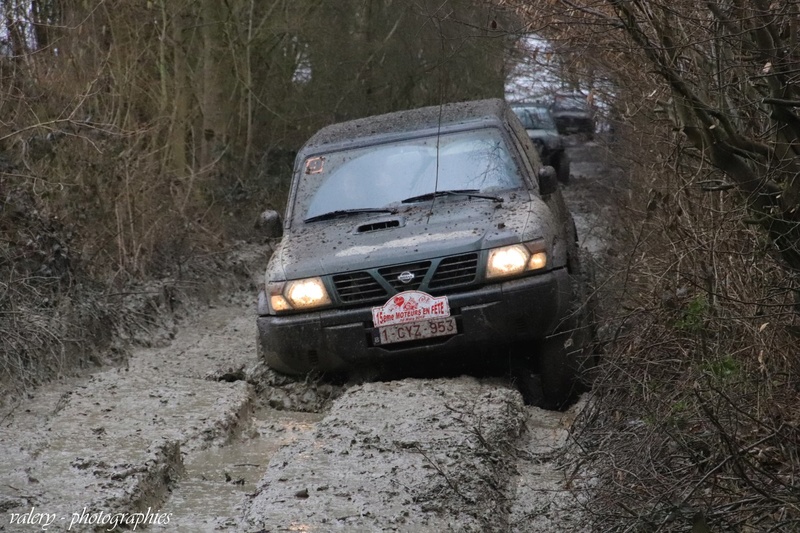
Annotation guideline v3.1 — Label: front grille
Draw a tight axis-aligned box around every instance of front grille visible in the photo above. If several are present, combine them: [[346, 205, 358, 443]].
[[331, 252, 480, 305], [378, 261, 430, 291], [332, 271, 387, 303], [429, 253, 478, 288]]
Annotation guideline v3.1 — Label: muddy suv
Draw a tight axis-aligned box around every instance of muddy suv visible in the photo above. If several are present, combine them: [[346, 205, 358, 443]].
[[511, 103, 570, 184], [257, 99, 594, 408], [550, 92, 595, 139]]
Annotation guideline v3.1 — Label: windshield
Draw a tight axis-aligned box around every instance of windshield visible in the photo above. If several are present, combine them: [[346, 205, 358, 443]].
[[294, 128, 524, 223], [513, 106, 556, 130], [553, 95, 588, 111]]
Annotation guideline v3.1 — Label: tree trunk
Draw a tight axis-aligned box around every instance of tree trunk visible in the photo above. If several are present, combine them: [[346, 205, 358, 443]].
[[167, 0, 188, 176], [31, 0, 59, 51], [4, 0, 27, 59], [200, 0, 228, 169]]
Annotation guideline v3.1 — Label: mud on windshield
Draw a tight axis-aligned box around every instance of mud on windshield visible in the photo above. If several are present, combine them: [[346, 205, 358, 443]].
[[292, 128, 525, 224]]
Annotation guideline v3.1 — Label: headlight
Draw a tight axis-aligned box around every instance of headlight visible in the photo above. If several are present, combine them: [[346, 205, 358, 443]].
[[486, 244, 547, 279], [267, 277, 332, 313]]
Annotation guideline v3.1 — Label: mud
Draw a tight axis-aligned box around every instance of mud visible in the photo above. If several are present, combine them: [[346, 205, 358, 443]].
[[167, 408, 323, 531], [243, 379, 592, 533], [563, 139, 620, 259], [245, 378, 524, 532], [0, 297, 258, 532], [0, 137, 613, 532]]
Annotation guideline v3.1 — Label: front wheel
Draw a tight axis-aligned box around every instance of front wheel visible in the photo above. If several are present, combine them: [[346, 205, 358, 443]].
[[510, 336, 588, 410], [510, 334, 586, 411], [538, 335, 586, 410]]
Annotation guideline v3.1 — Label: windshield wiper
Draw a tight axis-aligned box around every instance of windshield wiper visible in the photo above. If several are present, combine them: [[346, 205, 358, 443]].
[[401, 189, 503, 204], [304, 208, 395, 223]]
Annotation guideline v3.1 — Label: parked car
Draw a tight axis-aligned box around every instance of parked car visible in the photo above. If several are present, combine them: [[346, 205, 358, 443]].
[[257, 98, 595, 409], [550, 92, 595, 138], [511, 103, 570, 184]]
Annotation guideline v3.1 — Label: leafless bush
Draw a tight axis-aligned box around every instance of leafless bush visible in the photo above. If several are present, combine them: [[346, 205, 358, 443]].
[[492, 0, 800, 528], [575, 119, 800, 532], [0, 179, 118, 396]]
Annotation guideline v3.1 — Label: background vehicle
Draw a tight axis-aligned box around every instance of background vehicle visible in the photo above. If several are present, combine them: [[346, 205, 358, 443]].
[[257, 99, 594, 409], [511, 103, 570, 184], [550, 92, 596, 139]]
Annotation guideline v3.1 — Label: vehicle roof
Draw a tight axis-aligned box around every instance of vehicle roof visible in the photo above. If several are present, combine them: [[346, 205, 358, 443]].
[[510, 101, 549, 109], [299, 98, 510, 155]]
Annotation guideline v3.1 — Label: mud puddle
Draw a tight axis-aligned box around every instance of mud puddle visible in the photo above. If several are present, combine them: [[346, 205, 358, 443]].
[[166, 408, 323, 531]]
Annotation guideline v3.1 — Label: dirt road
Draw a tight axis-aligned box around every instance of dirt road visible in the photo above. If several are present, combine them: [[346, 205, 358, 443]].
[[0, 139, 613, 532]]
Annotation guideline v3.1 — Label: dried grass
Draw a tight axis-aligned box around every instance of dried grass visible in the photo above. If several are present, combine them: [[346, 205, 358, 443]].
[[576, 123, 800, 532]]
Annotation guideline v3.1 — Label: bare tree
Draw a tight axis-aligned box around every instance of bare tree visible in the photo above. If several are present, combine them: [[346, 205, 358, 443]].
[[502, 0, 800, 272], [496, 1, 800, 530]]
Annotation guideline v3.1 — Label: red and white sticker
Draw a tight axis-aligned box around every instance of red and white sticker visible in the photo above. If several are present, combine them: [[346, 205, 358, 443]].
[[372, 290, 450, 327], [304, 156, 324, 174]]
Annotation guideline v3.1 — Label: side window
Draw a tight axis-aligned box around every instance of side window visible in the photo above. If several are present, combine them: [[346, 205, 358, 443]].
[[506, 114, 543, 171], [504, 119, 540, 192]]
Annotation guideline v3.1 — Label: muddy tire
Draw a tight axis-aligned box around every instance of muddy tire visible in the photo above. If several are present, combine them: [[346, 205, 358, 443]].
[[510, 354, 543, 407], [538, 336, 584, 410], [554, 151, 570, 185], [538, 255, 599, 410], [512, 336, 587, 411]]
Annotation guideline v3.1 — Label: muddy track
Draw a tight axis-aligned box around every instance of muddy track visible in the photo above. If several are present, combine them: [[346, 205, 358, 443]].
[[0, 138, 614, 533]]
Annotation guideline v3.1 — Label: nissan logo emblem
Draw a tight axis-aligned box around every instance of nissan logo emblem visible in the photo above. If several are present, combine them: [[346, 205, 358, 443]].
[[397, 271, 415, 284]]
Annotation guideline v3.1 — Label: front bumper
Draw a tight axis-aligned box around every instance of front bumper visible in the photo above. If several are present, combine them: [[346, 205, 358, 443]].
[[257, 268, 572, 375]]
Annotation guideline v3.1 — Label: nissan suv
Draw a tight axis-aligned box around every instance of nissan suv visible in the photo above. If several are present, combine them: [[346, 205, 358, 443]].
[[257, 99, 594, 409]]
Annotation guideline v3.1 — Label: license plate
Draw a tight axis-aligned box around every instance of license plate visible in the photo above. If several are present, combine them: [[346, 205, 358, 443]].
[[372, 317, 457, 346]]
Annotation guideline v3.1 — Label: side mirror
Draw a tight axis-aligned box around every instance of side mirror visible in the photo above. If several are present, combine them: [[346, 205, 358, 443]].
[[538, 166, 558, 195], [256, 209, 283, 238]]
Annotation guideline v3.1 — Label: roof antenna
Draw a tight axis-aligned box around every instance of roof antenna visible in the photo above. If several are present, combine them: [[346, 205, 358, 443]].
[[427, 10, 447, 223]]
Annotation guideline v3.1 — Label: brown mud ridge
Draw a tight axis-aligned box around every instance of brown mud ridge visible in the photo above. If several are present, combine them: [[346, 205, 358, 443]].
[[0, 138, 616, 532]]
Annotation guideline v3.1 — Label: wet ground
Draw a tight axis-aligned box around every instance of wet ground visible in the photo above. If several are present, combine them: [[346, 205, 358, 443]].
[[0, 137, 615, 532]]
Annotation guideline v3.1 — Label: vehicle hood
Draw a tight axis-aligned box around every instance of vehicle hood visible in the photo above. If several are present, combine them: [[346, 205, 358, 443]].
[[268, 194, 553, 280]]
